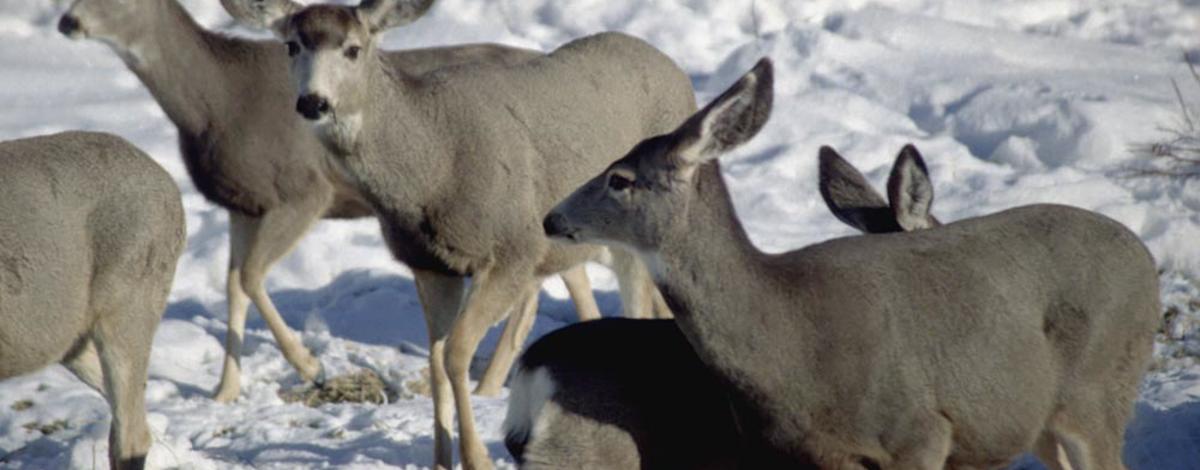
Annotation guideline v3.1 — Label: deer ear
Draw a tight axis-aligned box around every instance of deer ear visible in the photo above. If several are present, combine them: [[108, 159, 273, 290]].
[[220, 0, 300, 36], [818, 146, 903, 234], [357, 0, 435, 33], [674, 58, 774, 169], [887, 144, 939, 231]]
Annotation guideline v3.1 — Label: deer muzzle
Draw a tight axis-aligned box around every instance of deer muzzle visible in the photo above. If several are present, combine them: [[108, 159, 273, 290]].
[[57, 14, 82, 37], [296, 93, 331, 121]]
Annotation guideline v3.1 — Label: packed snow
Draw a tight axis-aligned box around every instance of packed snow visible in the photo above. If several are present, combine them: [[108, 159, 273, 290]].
[[1, 0, 1199, 468]]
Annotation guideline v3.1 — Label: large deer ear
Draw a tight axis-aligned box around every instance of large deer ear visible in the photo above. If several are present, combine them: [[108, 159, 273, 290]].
[[357, 0, 435, 33], [887, 144, 940, 231], [220, 0, 300, 36], [674, 58, 774, 170], [818, 146, 903, 234]]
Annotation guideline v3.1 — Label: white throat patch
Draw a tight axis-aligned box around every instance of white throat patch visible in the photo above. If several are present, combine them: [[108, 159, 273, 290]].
[[314, 112, 361, 155]]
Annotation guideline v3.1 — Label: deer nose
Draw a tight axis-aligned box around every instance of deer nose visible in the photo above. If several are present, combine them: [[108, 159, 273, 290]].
[[296, 93, 331, 120], [543, 213, 571, 238], [58, 14, 81, 36]]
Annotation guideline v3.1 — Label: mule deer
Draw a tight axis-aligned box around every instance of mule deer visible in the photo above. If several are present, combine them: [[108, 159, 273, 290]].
[[503, 146, 946, 469], [545, 59, 1159, 469], [240, 1, 695, 468], [0, 131, 185, 470], [57, 0, 628, 402]]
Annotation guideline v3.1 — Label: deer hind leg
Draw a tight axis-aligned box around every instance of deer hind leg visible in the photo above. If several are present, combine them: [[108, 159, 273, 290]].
[[413, 269, 466, 470], [885, 411, 953, 470], [474, 284, 541, 397], [1046, 407, 1128, 470], [62, 338, 105, 395], [1034, 432, 1075, 470], [446, 266, 538, 470], [91, 298, 164, 470], [236, 199, 328, 388]]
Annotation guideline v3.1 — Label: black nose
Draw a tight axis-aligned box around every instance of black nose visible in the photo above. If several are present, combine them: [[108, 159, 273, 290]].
[[58, 14, 80, 36], [296, 94, 330, 120], [543, 213, 570, 238]]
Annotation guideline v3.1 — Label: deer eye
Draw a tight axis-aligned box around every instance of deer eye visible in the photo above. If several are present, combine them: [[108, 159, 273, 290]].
[[607, 172, 634, 192], [286, 41, 300, 57], [345, 45, 361, 60]]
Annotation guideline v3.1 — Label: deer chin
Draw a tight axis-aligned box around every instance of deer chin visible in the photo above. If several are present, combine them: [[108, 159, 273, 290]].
[[312, 112, 361, 156]]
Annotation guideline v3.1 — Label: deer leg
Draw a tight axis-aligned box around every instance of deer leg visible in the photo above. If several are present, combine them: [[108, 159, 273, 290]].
[[474, 284, 541, 396], [1054, 424, 1127, 470], [92, 299, 162, 470], [610, 247, 669, 319], [888, 412, 953, 470], [62, 338, 105, 395], [413, 269, 466, 470], [1035, 432, 1074, 470], [214, 212, 254, 402], [560, 265, 601, 321], [649, 284, 673, 319], [447, 267, 535, 470], [239, 201, 328, 385], [476, 263, 597, 396]]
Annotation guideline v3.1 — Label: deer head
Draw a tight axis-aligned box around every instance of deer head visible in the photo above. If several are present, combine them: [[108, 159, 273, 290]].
[[223, 0, 435, 152], [543, 58, 774, 253]]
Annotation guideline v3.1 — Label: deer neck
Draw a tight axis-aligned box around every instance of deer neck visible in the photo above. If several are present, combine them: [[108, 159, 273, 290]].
[[339, 62, 452, 218], [652, 162, 817, 412], [114, 0, 237, 136]]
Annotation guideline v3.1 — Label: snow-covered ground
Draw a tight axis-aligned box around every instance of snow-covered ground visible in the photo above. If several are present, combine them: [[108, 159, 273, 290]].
[[1, 0, 1199, 468]]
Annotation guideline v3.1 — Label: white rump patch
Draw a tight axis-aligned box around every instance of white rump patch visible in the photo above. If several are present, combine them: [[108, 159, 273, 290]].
[[502, 366, 557, 445]]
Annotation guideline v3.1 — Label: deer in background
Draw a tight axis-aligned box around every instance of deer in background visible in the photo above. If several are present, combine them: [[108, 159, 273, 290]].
[[0, 131, 185, 470], [237, 0, 695, 468], [819, 144, 941, 233], [545, 58, 1158, 469], [56, 0, 648, 403], [504, 145, 948, 468]]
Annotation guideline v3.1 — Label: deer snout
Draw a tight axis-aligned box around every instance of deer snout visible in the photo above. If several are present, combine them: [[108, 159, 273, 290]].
[[296, 93, 331, 121], [57, 14, 81, 37], [543, 213, 575, 240]]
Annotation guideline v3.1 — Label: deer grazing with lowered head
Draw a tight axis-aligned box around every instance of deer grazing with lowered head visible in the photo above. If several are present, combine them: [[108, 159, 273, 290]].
[[504, 145, 949, 469], [0, 131, 185, 470], [236, 0, 695, 467], [544, 59, 1159, 469], [57, 0, 655, 402]]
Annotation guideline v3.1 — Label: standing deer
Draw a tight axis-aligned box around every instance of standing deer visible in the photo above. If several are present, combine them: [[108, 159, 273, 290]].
[[0, 131, 185, 470], [503, 146, 948, 469], [544, 59, 1159, 469], [56, 0, 643, 403], [236, 0, 695, 468]]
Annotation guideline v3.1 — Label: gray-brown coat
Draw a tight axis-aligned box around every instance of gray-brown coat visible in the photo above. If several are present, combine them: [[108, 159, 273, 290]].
[[546, 59, 1158, 469], [261, 1, 697, 467], [58, 0, 554, 402], [0, 131, 185, 470]]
